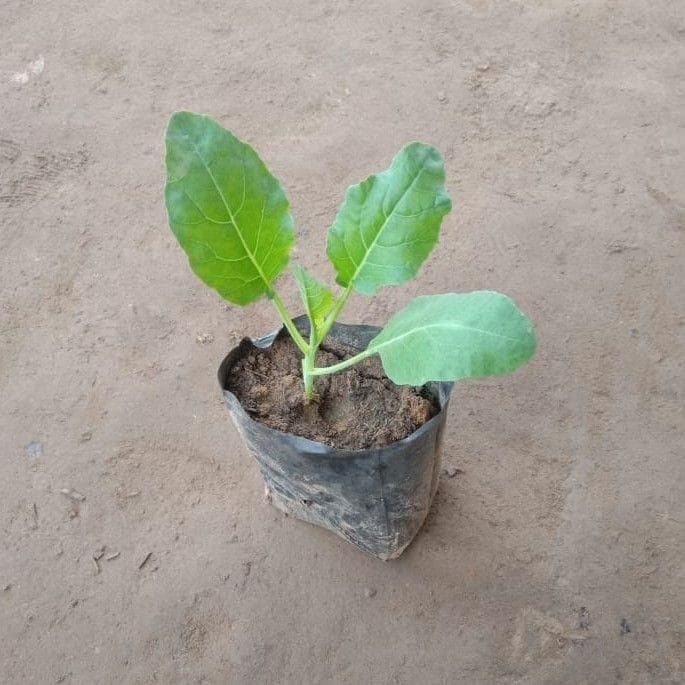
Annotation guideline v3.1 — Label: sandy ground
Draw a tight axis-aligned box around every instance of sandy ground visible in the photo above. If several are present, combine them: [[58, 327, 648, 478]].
[[1, 1, 684, 683]]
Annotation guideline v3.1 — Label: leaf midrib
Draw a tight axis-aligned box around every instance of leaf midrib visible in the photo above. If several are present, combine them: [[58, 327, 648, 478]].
[[347, 154, 430, 287], [187, 137, 273, 292], [369, 320, 526, 354]]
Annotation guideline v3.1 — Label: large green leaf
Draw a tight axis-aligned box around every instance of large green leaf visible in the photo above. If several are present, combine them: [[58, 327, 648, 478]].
[[292, 266, 334, 344], [326, 143, 451, 295], [164, 112, 294, 305], [367, 292, 536, 385]]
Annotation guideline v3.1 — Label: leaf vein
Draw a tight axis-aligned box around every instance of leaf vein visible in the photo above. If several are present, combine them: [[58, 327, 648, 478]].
[[182, 189, 232, 225], [187, 239, 250, 264], [371, 321, 524, 354], [187, 138, 271, 291], [350, 160, 429, 284]]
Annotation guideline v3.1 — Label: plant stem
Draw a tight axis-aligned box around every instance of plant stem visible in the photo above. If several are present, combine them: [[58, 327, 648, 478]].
[[269, 290, 308, 354], [318, 284, 353, 344], [302, 335, 316, 400], [271, 282, 357, 399], [307, 283, 373, 383], [310, 347, 376, 376]]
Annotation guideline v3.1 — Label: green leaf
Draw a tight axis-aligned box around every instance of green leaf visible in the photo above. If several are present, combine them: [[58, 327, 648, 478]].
[[292, 266, 335, 344], [367, 292, 536, 385], [164, 112, 294, 305], [326, 142, 451, 296]]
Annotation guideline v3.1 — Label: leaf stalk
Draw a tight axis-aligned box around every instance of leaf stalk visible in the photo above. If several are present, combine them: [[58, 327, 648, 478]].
[[318, 284, 353, 344], [310, 347, 376, 377], [270, 291, 309, 355]]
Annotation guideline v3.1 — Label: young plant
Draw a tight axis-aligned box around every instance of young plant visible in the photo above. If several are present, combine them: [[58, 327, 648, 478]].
[[164, 112, 536, 400]]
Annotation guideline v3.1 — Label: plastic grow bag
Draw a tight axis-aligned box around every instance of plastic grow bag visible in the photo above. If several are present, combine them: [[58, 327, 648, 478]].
[[218, 317, 453, 560]]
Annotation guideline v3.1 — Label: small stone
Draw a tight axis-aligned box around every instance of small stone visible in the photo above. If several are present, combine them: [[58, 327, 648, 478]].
[[60, 488, 86, 502], [364, 587, 377, 598], [26, 442, 43, 460], [80, 431, 92, 442], [442, 466, 464, 478], [196, 332, 214, 344], [437, 91, 447, 103], [3, 583, 11, 592], [620, 618, 631, 635]]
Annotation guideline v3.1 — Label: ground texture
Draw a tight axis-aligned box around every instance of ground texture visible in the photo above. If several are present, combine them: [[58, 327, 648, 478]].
[[1, 1, 683, 683]]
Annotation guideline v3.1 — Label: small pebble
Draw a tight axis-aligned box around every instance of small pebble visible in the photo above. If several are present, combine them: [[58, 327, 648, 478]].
[[60, 488, 86, 502], [26, 442, 43, 460], [437, 91, 447, 103], [364, 587, 377, 598], [442, 466, 464, 478]]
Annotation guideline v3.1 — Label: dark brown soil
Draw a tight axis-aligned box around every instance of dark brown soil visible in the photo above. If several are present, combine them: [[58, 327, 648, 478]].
[[226, 336, 438, 449]]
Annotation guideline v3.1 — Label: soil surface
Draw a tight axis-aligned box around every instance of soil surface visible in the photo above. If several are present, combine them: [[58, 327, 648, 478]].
[[1, 1, 683, 684], [226, 336, 437, 449]]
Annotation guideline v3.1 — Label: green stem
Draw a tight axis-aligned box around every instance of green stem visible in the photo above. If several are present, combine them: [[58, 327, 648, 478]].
[[302, 332, 316, 400], [310, 347, 376, 376], [308, 282, 370, 381], [317, 284, 353, 344], [270, 291, 308, 355], [272, 281, 356, 398]]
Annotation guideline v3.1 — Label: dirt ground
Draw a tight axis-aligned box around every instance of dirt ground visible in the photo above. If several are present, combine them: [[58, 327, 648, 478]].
[[1, 1, 683, 683]]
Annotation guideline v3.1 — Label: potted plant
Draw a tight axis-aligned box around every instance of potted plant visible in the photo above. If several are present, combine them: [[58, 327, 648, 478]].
[[164, 112, 536, 559]]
